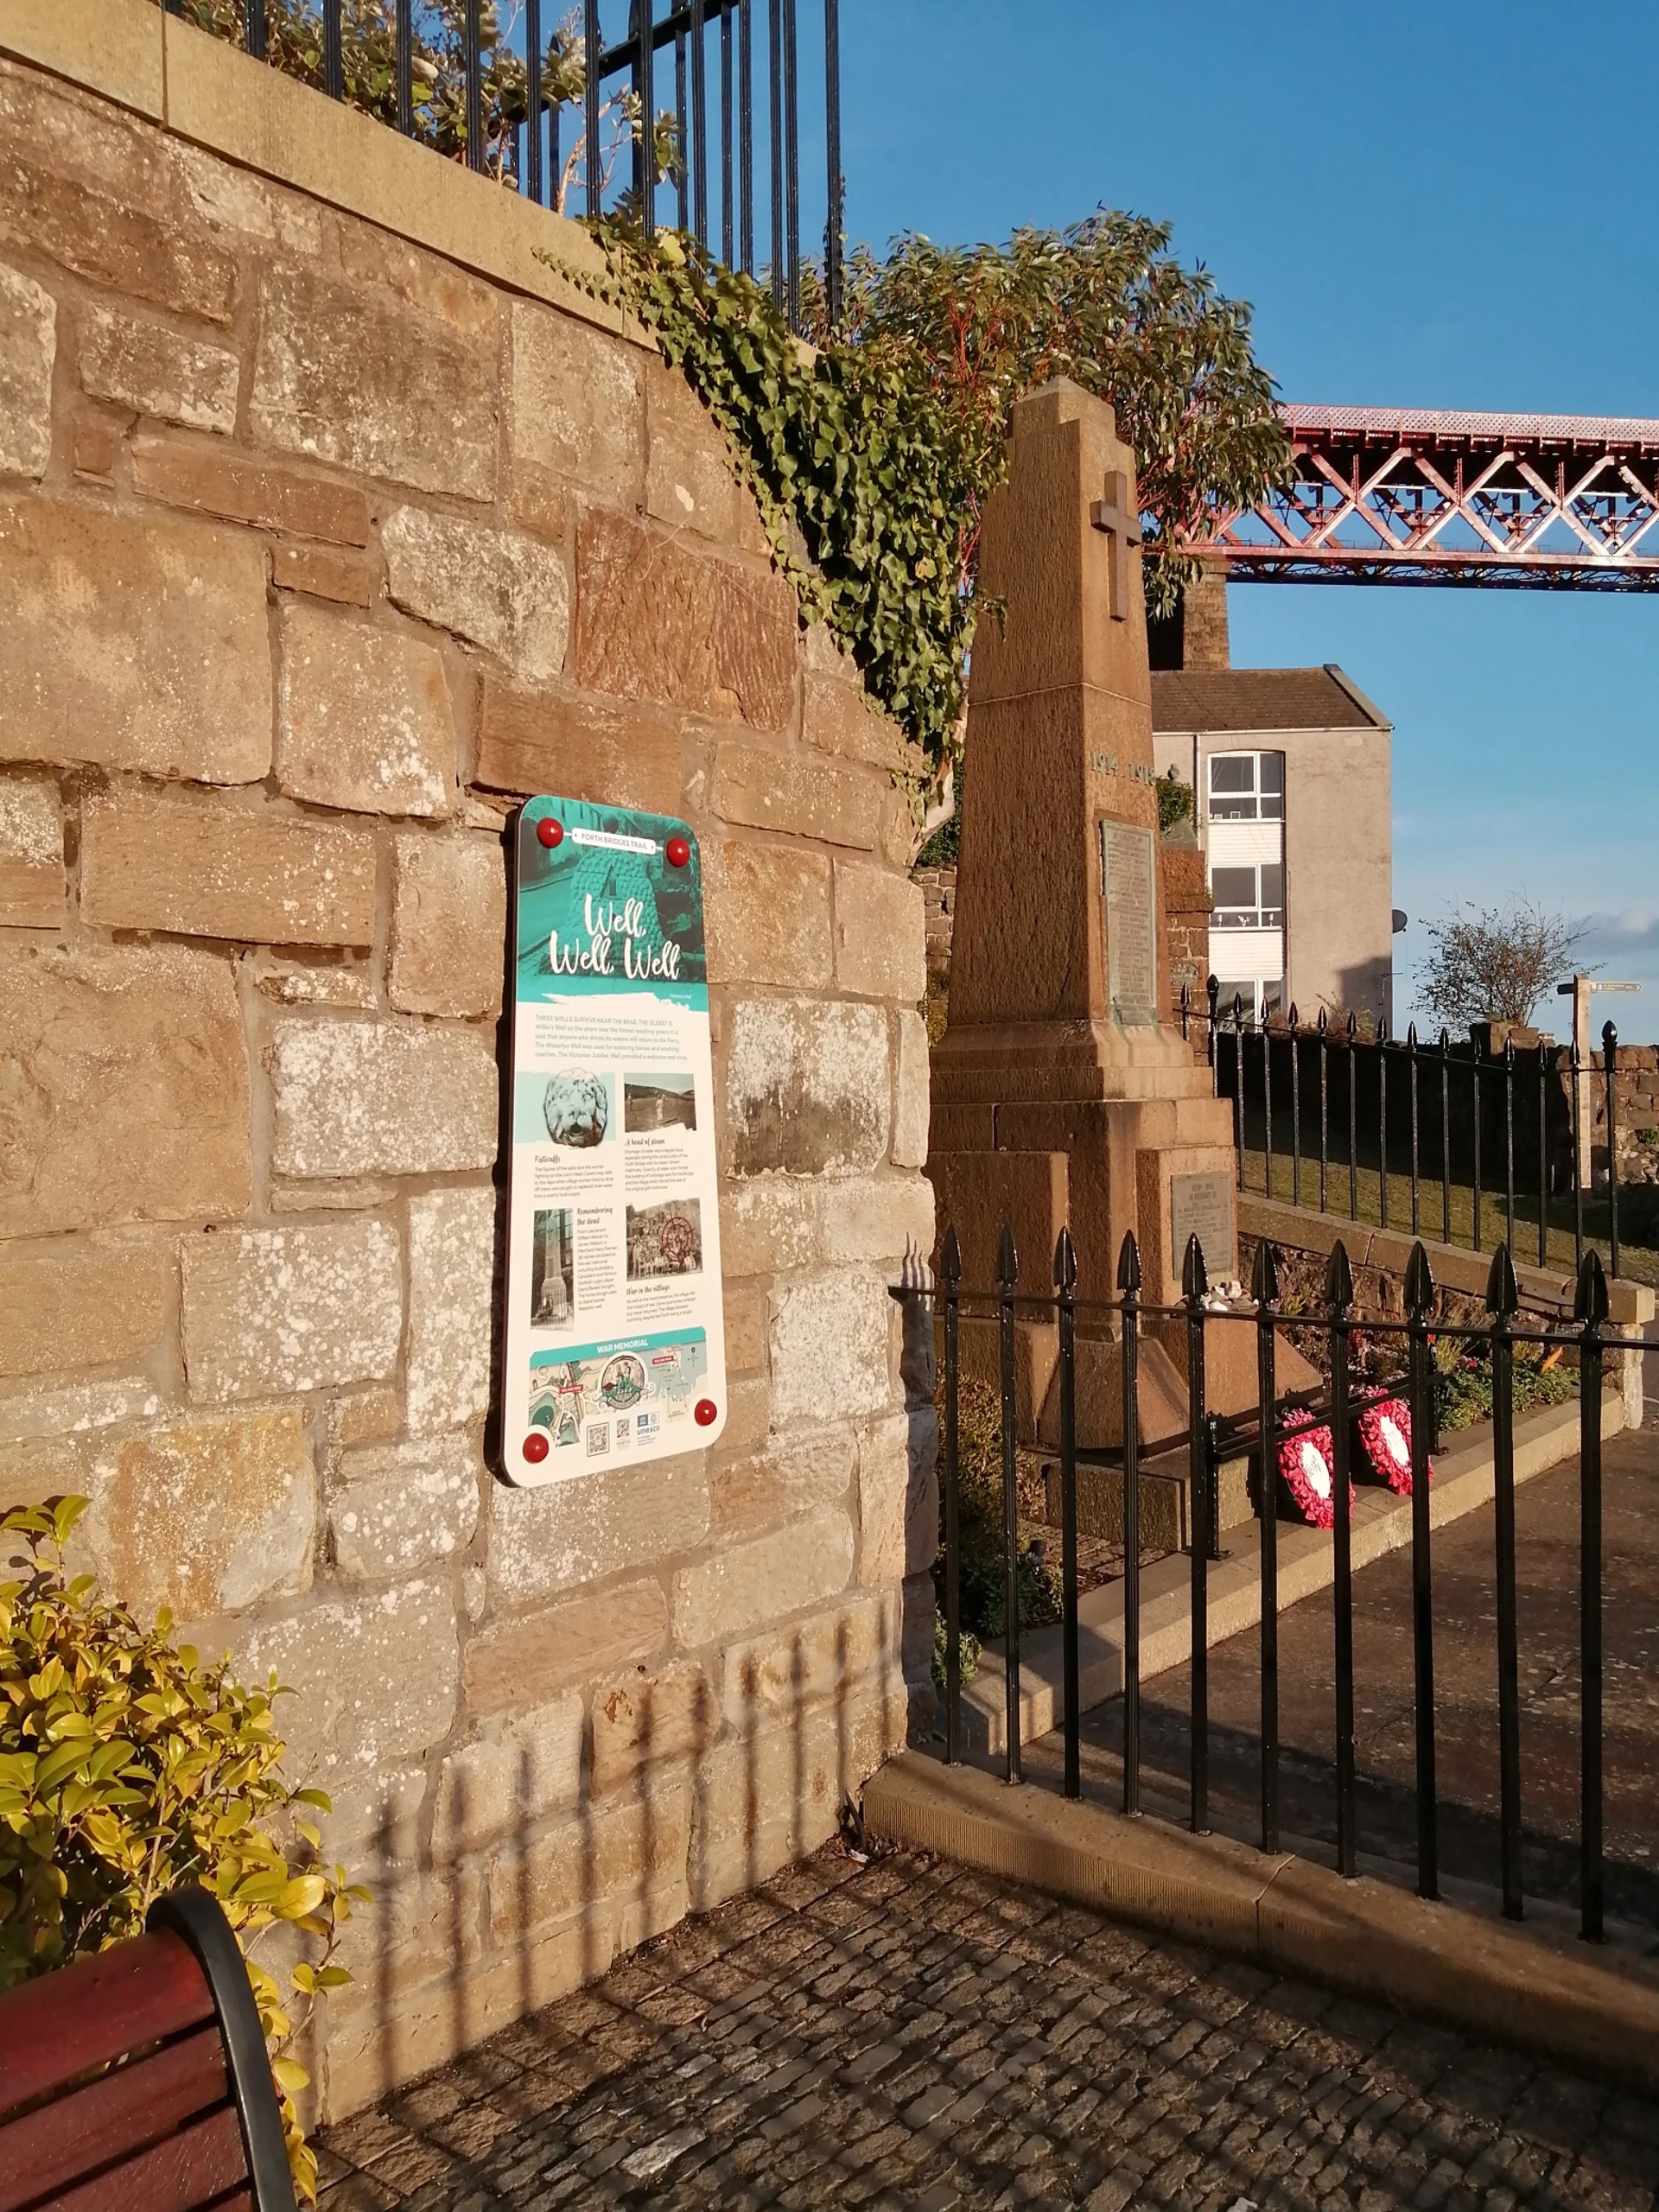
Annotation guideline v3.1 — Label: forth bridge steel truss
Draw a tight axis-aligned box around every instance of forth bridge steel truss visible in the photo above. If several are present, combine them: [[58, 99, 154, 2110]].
[[1196, 405, 1659, 588]]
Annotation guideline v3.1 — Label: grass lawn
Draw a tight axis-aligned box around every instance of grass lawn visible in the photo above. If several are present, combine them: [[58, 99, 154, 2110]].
[[1237, 1147, 1659, 1290]]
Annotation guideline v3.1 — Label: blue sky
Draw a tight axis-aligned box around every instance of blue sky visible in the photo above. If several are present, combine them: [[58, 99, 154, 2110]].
[[831, 0, 1659, 1031]]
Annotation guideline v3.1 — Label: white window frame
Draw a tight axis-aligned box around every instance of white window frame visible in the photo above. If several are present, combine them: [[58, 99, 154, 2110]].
[[1206, 748, 1285, 823], [1212, 976, 1284, 1025], [1209, 861, 1285, 931]]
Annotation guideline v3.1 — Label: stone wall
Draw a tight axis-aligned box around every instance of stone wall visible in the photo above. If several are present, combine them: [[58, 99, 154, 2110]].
[[1180, 560, 1231, 672], [916, 862, 956, 983], [1159, 833, 1212, 1025], [1582, 1043, 1659, 1186], [0, 0, 935, 2120], [1237, 1192, 1654, 1430]]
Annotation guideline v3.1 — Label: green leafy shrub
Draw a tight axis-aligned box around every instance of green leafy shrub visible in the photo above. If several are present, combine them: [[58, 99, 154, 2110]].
[[1157, 770, 1195, 835], [960, 1546, 1064, 1644], [823, 218, 1291, 624], [0, 1498, 366, 2202], [915, 802, 960, 869], [924, 976, 950, 1051], [153, 0, 681, 200], [931, 1611, 982, 1692], [1433, 1343, 1576, 1433]]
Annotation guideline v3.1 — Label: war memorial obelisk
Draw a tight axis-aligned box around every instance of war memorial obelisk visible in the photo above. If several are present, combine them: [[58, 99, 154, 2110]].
[[929, 378, 1298, 1444]]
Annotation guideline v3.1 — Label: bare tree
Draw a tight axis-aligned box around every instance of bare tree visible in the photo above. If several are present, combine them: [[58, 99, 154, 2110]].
[[1417, 899, 1588, 1028]]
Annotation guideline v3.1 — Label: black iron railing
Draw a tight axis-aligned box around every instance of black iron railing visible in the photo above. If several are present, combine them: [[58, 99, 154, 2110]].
[[162, 0, 842, 331], [1180, 979, 1637, 1281], [918, 1220, 1617, 1941]]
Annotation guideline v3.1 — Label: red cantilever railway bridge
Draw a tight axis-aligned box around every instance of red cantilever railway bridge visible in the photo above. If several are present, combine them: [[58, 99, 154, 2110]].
[[1192, 404, 1659, 588]]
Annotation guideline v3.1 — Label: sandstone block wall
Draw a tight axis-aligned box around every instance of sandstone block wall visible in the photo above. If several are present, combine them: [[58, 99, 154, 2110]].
[[1580, 1043, 1659, 1185], [0, 3, 935, 2120]]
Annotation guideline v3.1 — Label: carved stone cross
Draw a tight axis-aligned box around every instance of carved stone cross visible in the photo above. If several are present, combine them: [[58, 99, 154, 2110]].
[[1090, 467, 1142, 621]]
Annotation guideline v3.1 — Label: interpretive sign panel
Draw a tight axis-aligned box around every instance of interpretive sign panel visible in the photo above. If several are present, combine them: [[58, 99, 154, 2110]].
[[1100, 819, 1157, 1026], [499, 795, 726, 1485], [1170, 1170, 1236, 1281]]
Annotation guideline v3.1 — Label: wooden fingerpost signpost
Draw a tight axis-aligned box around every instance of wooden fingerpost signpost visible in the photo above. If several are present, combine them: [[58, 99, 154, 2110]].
[[499, 797, 727, 1484]]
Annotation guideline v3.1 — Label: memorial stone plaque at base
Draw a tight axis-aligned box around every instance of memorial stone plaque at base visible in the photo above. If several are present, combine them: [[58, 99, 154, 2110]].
[[1170, 1170, 1236, 1283], [926, 378, 1317, 1443]]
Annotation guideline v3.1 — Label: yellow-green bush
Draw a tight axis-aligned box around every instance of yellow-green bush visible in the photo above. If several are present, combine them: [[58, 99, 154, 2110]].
[[0, 1497, 365, 2202]]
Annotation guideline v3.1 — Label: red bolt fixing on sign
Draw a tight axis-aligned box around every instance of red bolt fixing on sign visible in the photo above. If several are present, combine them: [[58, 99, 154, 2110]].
[[694, 1398, 718, 1427], [666, 836, 690, 868], [537, 817, 563, 849], [522, 1431, 550, 1463]]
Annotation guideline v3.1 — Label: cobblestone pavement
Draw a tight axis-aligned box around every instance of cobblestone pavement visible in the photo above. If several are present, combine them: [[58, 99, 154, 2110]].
[[319, 1845, 1659, 2211]]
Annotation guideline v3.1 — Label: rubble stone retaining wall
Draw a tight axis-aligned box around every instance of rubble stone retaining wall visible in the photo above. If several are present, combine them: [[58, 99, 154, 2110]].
[[1159, 836, 1213, 1024], [916, 861, 955, 982], [0, 0, 935, 2120]]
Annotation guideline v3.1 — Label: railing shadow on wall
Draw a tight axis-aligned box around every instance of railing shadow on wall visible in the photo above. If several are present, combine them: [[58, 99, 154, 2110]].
[[345, 1581, 908, 2120], [336, 792, 916, 2114], [902, 1218, 1624, 1948], [1185, 981, 1648, 1281], [156, 0, 843, 334]]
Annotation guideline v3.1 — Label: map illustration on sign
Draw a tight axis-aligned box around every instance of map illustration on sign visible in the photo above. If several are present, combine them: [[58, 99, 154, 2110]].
[[499, 797, 727, 1484]]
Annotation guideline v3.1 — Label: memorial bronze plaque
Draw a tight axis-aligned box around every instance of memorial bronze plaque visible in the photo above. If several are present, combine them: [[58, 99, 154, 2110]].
[[1170, 1170, 1236, 1281], [1099, 819, 1157, 1026]]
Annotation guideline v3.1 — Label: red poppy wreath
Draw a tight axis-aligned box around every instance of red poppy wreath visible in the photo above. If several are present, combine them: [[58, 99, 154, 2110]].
[[1357, 1397, 1428, 1495], [1277, 1415, 1352, 1529]]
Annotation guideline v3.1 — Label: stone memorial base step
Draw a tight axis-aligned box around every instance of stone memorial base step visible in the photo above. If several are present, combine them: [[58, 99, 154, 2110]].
[[956, 1384, 1627, 1759], [1039, 1445, 1256, 1556], [947, 1310, 1322, 1449]]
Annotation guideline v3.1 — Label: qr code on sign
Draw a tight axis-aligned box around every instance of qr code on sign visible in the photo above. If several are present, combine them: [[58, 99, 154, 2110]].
[[586, 1422, 610, 1457]]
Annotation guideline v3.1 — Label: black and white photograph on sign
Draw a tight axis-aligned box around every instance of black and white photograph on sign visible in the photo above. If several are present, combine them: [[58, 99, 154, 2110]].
[[529, 1208, 576, 1326], [542, 1067, 611, 1147], [626, 1198, 702, 1279], [624, 1071, 697, 1134]]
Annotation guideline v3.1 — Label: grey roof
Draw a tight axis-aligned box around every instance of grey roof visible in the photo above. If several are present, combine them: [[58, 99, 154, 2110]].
[[1151, 664, 1389, 734]]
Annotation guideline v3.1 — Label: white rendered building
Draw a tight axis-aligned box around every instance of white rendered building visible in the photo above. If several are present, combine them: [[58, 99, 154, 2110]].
[[1152, 664, 1395, 1028]]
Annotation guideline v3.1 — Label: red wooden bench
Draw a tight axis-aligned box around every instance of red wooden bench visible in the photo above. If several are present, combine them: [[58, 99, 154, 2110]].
[[0, 1885, 297, 2211]]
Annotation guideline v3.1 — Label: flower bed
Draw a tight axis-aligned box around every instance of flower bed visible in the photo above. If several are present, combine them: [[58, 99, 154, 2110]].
[[1434, 1344, 1575, 1433]]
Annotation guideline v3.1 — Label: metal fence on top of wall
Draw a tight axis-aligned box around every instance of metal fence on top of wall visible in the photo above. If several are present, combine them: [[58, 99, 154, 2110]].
[[916, 1220, 1619, 1942], [1179, 979, 1651, 1281], [158, 0, 843, 332]]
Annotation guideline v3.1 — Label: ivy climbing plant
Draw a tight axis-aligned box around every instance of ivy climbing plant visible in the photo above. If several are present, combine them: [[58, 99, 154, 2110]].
[[564, 218, 1289, 823], [557, 227, 978, 816]]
